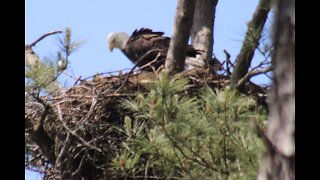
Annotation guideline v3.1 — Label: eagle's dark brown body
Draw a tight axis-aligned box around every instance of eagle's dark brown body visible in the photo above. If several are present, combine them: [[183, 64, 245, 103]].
[[122, 28, 201, 71]]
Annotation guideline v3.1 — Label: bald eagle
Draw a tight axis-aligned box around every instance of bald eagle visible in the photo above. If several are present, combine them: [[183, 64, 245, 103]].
[[107, 28, 202, 71]]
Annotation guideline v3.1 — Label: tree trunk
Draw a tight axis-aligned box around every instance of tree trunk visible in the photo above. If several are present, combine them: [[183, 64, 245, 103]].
[[257, 0, 295, 179], [191, 0, 218, 64], [230, 0, 271, 90], [165, 0, 197, 74]]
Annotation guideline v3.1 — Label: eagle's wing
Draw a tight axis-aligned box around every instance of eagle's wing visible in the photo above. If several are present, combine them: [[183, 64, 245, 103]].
[[124, 28, 169, 66], [127, 28, 170, 50], [123, 28, 202, 71]]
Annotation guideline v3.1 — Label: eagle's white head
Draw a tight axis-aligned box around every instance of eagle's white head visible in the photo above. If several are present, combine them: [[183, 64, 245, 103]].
[[107, 32, 130, 52]]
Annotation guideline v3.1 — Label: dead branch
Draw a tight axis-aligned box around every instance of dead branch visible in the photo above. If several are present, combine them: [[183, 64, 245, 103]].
[[165, 0, 197, 73], [79, 94, 98, 123], [236, 66, 273, 88], [114, 49, 163, 93], [27, 30, 63, 48], [191, 0, 218, 63], [223, 49, 233, 76]]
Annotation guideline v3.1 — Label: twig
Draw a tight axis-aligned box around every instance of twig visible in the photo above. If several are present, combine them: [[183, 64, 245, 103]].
[[236, 65, 273, 88], [28, 30, 63, 47], [127, 175, 181, 180], [80, 94, 98, 123], [52, 93, 137, 103], [72, 151, 88, 176], [223, 49, 233, 76], [160, 124, 218, 171], [139, 52, 163, 71], [144, 160, 149, 180], [73, 76, 82, 86], [81, 68, 132, 81], [250, 57, 271, 72], [55, 105, 72, 168], [56, 105, 102, 152], [114, 49, 163, 94], [55, 132, 71, 168]]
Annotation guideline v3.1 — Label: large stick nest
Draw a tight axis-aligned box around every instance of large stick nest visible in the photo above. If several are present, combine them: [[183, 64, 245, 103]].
[[25, 67, 268, 179]]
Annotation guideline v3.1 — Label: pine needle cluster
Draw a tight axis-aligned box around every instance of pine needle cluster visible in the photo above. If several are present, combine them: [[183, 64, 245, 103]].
[[25, 28, 84, 97], [115, 70, 267, 179]]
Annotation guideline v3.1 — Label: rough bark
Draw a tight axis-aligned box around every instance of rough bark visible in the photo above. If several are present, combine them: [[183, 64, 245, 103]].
[[257, 0, 295, 179], [191, 0, 218, 64], [230, 0, 271, 90], [165, 0, 197, 74]]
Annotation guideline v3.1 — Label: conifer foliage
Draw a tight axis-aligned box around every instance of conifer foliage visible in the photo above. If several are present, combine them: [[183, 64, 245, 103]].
[[116, 71, 266, 179]]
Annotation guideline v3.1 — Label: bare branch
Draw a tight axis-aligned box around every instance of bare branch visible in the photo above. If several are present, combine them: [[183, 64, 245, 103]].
[[165, 0, 197, 74], [114, 49, 164, 93], [191, 0, 219, 63], [236, 66, 273, 88], [28, 30, 63, 48], [55, 132, 71, 168], [223, 49, 233, 76]]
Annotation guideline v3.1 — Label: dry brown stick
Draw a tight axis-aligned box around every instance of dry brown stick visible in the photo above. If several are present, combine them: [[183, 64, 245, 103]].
[[71, 151, 88, 176], [114, 49, 163, 94], [81, 68, 132, 81], [28, 30, 63, 47], [56, 105, 102, 152], [52, 93, 137, 102], [80, 94, 98, 123], [128, 176, 181, 180], [139, 53, 162, 71], [223, 49, 233, 76], [55, 132, 71, 168]]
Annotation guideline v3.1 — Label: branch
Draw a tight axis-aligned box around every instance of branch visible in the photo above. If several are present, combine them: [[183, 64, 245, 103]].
[[27, 30, 63, 48], [55, 132, 71, 168], [223, 49, 233, 76], [236, 66, 273, 88], [165, 0, 197, 74], [114, 49, 163, 94], [191, 0, 218, 63], [230, 0, 271, 89]]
